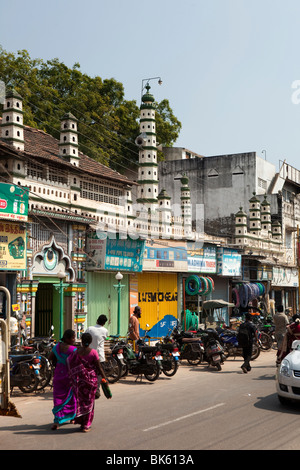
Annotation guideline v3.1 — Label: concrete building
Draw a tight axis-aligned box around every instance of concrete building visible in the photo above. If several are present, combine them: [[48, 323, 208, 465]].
[[160, 148, 300, 313]]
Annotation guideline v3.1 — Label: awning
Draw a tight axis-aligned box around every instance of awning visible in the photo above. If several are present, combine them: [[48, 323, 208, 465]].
[[202, 299, 235, 310]]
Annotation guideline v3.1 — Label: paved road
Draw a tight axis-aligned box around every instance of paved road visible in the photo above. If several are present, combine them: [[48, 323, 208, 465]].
[[1, 349, 300, 453]]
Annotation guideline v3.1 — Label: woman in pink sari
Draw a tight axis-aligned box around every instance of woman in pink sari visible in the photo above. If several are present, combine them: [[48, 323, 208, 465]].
[[67, 332, 107, 432], [48, 329, 77, 430]]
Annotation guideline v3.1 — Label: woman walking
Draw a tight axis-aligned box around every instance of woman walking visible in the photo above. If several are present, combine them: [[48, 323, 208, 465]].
[[67, 332, 108, 432], [48, 329, 77, 430]]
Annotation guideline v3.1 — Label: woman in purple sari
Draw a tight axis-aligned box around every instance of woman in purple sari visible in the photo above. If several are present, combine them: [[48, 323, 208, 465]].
[[48, 329, 77, 430], [67, 332, 107, 432]]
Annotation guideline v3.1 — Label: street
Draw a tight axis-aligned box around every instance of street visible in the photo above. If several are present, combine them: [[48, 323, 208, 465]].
[[1, 349, 300, 453]]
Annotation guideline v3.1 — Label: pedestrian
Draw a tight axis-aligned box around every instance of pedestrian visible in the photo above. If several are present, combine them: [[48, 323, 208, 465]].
[[237, 313, 258, 373], [129, 306, 141, 349], [48, 329, 77, 430], [67, 332, 109, 433], [278, 313, 300, 363], [85, 314, 108, 398], [273, 305, 289, 365]]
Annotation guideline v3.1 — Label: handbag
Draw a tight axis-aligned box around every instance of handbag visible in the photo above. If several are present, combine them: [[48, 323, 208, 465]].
[[101, 378, 112, 399]]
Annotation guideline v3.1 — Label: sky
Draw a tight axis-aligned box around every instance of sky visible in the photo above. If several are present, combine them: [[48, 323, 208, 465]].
[[1, 0, 300, 171]]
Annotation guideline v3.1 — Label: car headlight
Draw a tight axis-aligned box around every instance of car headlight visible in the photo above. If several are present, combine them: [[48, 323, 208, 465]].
[[280, 359, 291, 377]]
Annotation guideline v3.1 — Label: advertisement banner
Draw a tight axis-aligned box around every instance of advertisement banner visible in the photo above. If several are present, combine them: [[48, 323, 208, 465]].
[[217, 247, 242, 276], [143, 240, 187, 272], [0, 183, 28, 222], [0, 222, 26, 270], [187, 242, 217, 273], [86, 232, 145, 272]]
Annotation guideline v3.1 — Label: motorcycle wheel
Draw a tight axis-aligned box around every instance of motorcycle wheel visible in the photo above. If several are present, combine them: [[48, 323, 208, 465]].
[[259, 332, 273, 351], [18, 371, 39, 393], [144, 361, 160, 382], [187, 352, 203, 366], [251, 343, 260, 360], [36, 356, 52, 390], [162, 356, 179, 377], [215, 362, 222, 371], [105, 357, 122, 384]]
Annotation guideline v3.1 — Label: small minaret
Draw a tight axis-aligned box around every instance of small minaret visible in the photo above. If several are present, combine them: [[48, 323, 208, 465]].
[[180, 174, 192, 238], [261, 195, 272, 237], [59, 112, 79, 166], [272, 220, 282, 241], [249, 192, 261, 236], [235, 207, 248, 246], [136, 84, 159, 213], [157, 188, 172, 237], [1, 87, 25, 151]]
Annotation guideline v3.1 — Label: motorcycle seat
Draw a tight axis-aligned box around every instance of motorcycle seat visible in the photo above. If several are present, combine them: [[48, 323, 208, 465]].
[[139, 345, 156, 354], [160, 343, 174, 350], [10, 354, 35, 362], [182, 338, 200, 343]]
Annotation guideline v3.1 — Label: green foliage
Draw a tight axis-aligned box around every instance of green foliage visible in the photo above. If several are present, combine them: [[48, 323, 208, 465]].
[[0, 46, 181, 172]]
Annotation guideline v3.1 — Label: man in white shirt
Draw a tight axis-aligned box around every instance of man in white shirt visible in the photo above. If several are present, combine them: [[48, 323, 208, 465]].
[[85, 314, 108, 397]]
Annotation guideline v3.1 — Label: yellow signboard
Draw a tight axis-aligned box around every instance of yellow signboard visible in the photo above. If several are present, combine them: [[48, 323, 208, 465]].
[[0, 222, 26, 270], [136, 272, 178, 337]]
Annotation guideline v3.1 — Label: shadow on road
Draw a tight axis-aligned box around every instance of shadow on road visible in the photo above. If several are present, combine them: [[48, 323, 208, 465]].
[[254, 392, 300, 415]]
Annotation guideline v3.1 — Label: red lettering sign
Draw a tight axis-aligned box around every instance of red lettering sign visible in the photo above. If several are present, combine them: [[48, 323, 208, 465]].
[[0, 199, 7, 209]]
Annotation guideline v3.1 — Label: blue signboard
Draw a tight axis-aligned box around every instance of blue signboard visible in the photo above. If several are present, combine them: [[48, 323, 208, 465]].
[[187, 242, 217, 273], [105, 237, 145, 271], [86, 232, 145, 272]]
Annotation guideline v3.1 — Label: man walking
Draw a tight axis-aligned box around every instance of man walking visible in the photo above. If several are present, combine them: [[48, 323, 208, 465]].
[[237, 313, 258, 373], [85, 314, 108, 397], [273, 305, 289, 365]]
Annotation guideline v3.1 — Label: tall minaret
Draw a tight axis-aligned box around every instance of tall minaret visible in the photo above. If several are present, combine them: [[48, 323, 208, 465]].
[[180, 174, 192, 238], [1, 88, 25, 151], [136, 84, 159, 213], [59, 112, 79, 166], [249, 192, 261, 236]]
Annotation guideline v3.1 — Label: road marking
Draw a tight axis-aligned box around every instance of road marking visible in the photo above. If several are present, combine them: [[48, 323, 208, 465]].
[[143, 402, 225, 432]]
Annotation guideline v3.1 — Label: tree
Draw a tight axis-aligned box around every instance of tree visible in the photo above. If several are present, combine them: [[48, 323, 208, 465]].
[[0, 46, 181, 172]]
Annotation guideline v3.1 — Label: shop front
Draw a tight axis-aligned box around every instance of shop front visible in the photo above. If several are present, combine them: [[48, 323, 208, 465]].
[[86, 232, 145, 336], [133, 240, 187, 337], [271, 266, 298, 315]]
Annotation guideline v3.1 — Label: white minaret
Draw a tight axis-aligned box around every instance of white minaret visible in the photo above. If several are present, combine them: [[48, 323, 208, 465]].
[[180, 174, 192, 238], [235, 207, 248, 246], [1, 88, 25, 151], [249, 192, 261, 236], [59, 112, 79, 166], [261, 195, 272, 237], [157, 188, 172, 237], [136, 84, 159, 213]]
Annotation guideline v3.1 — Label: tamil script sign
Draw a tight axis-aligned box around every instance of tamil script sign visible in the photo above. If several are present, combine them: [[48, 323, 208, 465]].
[[86, 232, 145, 272], [0, 183, 28, 222]]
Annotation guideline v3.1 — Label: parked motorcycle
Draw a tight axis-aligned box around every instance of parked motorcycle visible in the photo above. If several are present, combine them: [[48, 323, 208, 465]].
[[197, 328, 226, 371], [217, 328, 260, 360], [103, 337, 125, 384], [10, 351, 41, 393], [170, 325, 204, 365], [116, 330, 162, 382], [22, 325, 56, 390], [156, 332, 180, 377]]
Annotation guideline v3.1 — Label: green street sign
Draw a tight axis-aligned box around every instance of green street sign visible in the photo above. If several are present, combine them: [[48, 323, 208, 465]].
[[0, 183, 28, 221]]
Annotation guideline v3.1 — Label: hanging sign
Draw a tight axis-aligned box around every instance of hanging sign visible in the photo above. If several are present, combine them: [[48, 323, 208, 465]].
[[0, 183, 28, 222], [0, 222, 26, 270], [86, 232, 145, 272], [187, 242, 217, 273]]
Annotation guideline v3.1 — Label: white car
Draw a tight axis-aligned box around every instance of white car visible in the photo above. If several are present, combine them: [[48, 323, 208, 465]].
[[276, 340, 300, 405]]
